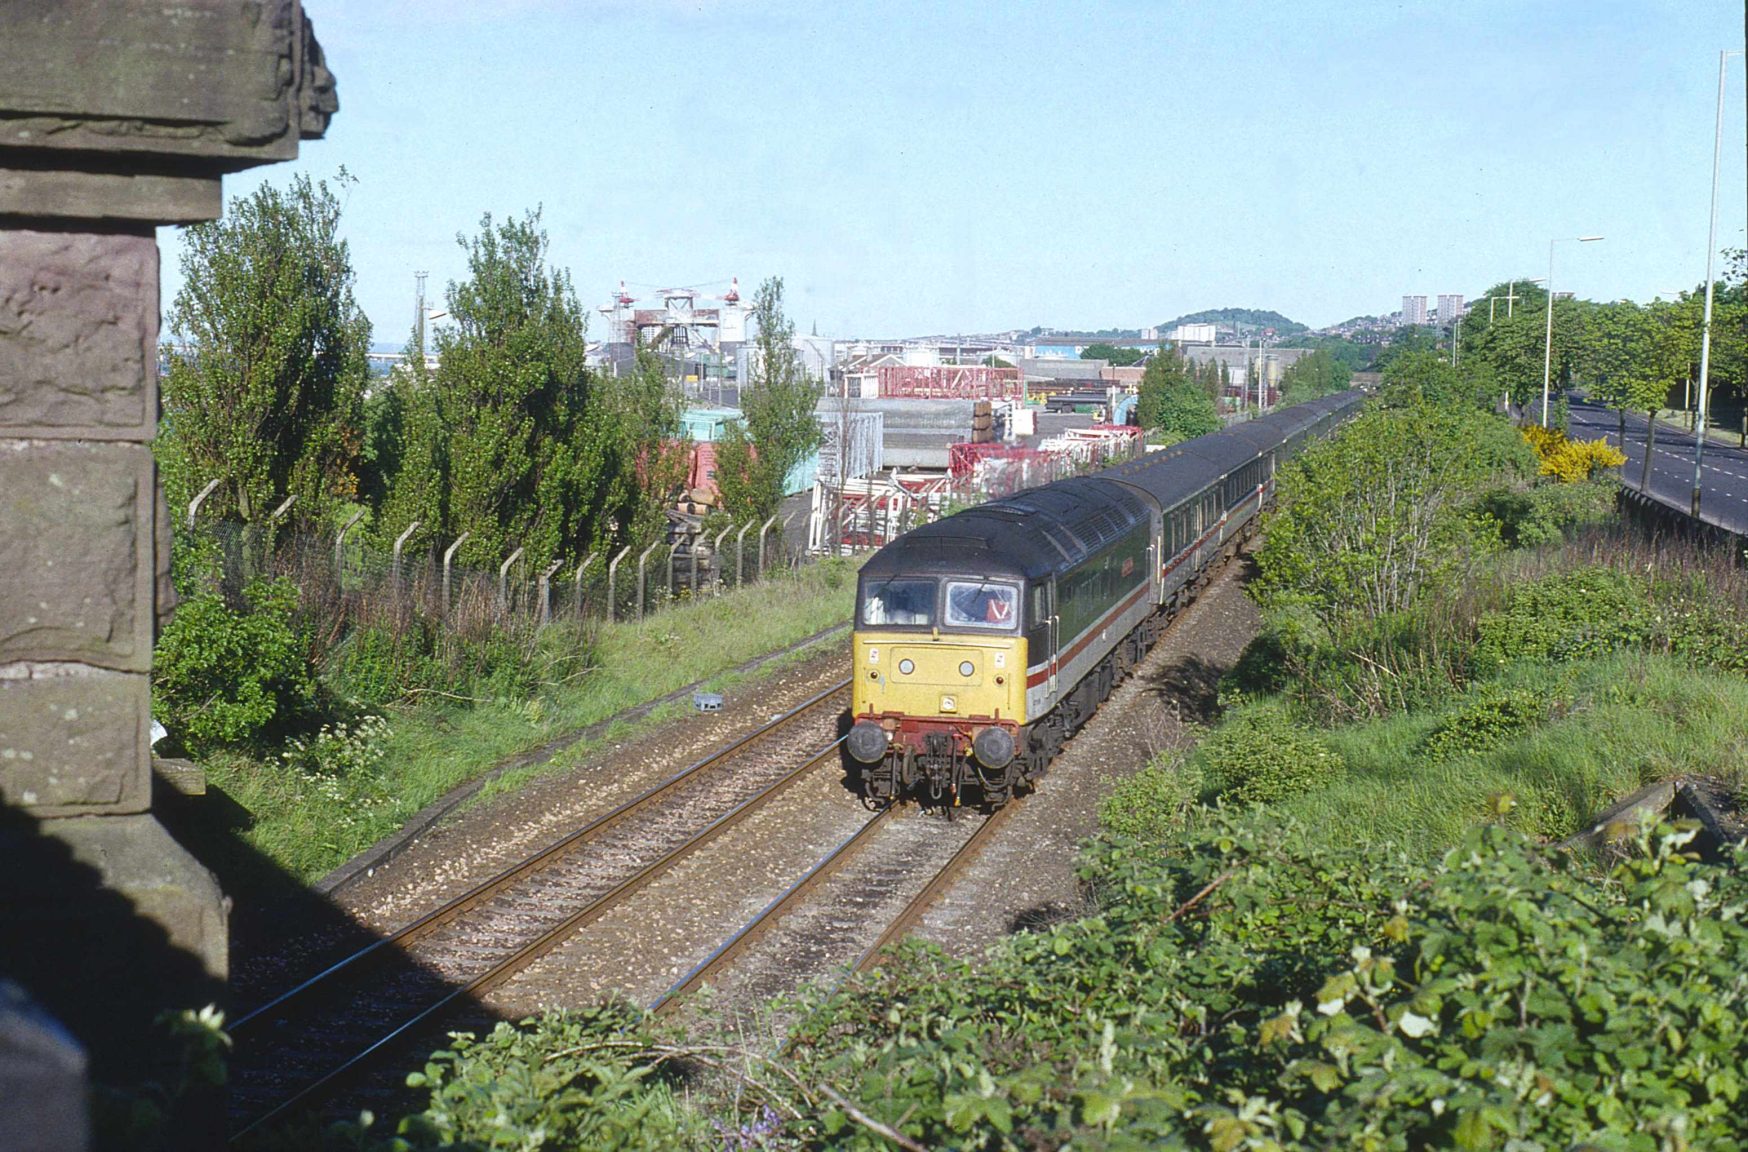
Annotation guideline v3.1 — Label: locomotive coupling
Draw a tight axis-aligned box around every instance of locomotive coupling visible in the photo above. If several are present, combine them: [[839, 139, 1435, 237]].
[[973, 725, 1015, 769], [846, 720, 890, 764]]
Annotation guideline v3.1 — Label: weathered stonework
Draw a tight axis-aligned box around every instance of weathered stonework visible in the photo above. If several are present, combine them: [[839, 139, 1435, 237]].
[[0, 3, 333, 1131], [0, 231, 158, 439], [0, 1, 336, 166], [0, 440, 155, 672], [0, 668, 150, 816]]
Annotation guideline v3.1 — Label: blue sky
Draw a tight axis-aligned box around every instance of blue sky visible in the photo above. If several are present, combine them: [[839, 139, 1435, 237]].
[[160, 1, 1746, 341]]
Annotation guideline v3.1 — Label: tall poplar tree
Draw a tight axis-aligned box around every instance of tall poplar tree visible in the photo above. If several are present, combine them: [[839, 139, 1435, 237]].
[[715, 277, 825, 522], [380, 210, 612, 569]]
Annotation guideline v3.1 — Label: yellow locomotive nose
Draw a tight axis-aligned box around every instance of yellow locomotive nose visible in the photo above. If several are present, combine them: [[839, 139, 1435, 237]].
[[852, 632, 1025, 727]]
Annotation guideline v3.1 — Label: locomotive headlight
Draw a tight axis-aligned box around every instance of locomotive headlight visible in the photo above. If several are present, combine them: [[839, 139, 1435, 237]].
[[846, 721, 889, 764], [973, 726, 1015, 769], [898, 658, 915, 675], [959, 660, 975, 677]]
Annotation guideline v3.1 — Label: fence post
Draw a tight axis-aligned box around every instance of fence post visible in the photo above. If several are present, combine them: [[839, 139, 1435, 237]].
[[538, 559, 563, 626], [606, 545, 631, 623], [757, 514, 779, 579], [736, 521, 754, 587], [334, 508, 366, 580], [186, 478, 222, 531], [392, 520, 420, 582], [497, 546, 524, 615], [573, 551, 597, 616], [442, 531, 470, 620], [635, 541, 659, 621], [689, 539, 699, 597], [269, 494, 297, 524], [711, 527, 733, 593]]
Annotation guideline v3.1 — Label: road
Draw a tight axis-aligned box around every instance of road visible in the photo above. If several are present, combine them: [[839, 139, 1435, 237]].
[[1567, 397, 1748, 535]]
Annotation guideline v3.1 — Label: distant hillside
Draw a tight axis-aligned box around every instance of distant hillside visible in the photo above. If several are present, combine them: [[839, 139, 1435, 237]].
[[1158, 308, 1307, 336]]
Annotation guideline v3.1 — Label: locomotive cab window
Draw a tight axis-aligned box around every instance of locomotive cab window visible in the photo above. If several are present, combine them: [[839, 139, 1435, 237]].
[[944, 581, 1019, 630], [861, 578, 935, 627]]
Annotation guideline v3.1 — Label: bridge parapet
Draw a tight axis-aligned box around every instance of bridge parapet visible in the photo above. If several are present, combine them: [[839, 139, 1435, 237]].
[[0, 3, 335, 1140]]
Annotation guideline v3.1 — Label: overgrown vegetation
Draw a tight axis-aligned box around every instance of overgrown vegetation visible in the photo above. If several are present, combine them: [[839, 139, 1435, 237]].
[[270, 811, 1748, 1151], [194, 557, 859, 884]]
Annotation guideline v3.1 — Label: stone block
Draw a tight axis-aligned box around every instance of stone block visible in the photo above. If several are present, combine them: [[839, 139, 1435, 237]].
[[0, 1, 334, 171], [0, 167, 220, 227], [0, 441, 155, 671], [0, 231, 157, 438], [0, 667, 150, 816], [0, 983, 89, 1152], [33, 813, 228, 982]]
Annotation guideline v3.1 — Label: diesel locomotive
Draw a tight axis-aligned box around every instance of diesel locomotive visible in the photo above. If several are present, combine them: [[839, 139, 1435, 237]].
[[846, 389, 1365, 807]]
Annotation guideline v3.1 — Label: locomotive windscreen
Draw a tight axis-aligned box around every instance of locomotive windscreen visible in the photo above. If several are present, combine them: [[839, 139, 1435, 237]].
[[861, 577, 935, 627]]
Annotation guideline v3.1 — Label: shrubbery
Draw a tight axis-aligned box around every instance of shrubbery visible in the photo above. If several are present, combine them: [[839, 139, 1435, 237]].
[[152, 577, 317, 754], [1520, 424, 1627, 482], [1190, 701, 1344, 805], [775, 813, 1748, 1151], [1098, 749, 1205, 839], [1418, 682, 1550, 761]]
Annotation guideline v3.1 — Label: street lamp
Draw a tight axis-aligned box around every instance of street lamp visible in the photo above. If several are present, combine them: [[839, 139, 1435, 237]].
[[1541, 236, 1605, 427], [1690, 48, 1741, 518]]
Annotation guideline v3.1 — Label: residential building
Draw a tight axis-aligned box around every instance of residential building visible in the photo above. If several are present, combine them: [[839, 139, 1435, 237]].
[[1401, 295, 1429, 326]]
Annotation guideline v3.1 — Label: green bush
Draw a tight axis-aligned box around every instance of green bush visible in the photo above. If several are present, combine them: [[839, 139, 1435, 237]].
[[778, 811, 1748, 1151], [392, 1005, 701, 1150], [1474, 565, 1650, 671], [1193, 701, 1343, 805], [1099, 749, 1205, 839], [152, 577, 316, 754], [1419, 682, 1550, 761], [1479, 477, 1617, 548]]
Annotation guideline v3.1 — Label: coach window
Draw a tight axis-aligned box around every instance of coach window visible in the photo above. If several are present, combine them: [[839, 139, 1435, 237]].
[[945, 581, 1019, 629], [861, 578, 936, 627]]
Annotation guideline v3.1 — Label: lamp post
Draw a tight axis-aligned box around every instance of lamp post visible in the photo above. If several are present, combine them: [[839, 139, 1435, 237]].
[[1541, 236, 1605, 427], [1689, 48, 1741, 518]]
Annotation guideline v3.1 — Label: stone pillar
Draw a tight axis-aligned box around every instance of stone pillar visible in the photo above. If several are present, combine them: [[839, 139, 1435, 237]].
[[0, 0, 336, 1125]]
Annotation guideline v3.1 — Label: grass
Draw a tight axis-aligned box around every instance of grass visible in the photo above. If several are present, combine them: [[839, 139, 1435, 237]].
[[200, 557, 861, 886], [1284, 654, 1748, 849]]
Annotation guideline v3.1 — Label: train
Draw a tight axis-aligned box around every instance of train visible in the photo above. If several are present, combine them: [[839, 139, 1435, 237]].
[[845, 389, 1366, 808]]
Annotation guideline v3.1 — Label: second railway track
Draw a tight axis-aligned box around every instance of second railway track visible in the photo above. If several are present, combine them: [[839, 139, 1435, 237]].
[[228, 677, 852, 1138]]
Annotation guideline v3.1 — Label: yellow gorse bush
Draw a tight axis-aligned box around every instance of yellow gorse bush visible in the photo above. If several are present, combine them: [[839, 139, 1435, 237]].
[[1520, 425, 1626, 483]]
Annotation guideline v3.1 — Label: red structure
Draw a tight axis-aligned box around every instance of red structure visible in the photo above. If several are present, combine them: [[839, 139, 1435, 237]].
[[876, 365, 1024, 400]]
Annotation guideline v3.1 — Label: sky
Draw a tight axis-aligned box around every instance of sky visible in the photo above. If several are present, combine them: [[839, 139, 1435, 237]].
[[159, 0, 1748, 342]]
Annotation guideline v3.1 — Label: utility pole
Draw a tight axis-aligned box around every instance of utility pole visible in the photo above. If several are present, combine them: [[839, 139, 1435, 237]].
[[1691, 48, 1740, 518], [414, 270, 428, 362]]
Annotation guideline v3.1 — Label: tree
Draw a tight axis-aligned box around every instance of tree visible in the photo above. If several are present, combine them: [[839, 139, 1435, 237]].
[[379, 209, 613, 569], [714, 277, 825, 523], [157, 172, 371, 528], [1277, 348, 1352, 407], [1379, 350, 1483, 411], [1136, 345, 1220, 440], [1256, 404, 1529, 627], [1079, 342, 1145, 367]]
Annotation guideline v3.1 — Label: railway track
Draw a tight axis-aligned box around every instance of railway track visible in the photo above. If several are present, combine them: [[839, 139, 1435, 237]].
[[648, 797, 1022, 1018], [228, 678, 852, 1139]]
